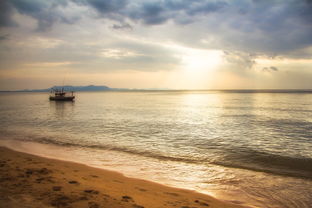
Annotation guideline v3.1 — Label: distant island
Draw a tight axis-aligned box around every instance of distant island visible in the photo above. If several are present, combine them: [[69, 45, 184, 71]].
[[9, 85, 112, 92], [1, 85, 171, 92]]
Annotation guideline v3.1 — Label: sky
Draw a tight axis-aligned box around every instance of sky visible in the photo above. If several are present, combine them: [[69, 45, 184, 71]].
[[0, 0, 312, 90]]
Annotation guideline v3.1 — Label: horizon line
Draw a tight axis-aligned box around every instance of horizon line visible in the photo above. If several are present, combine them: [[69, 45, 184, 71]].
[[1, 87, 312, 93]]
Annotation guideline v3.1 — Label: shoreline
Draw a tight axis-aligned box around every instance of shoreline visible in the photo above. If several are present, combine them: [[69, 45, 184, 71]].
[[0, 146, 247, 208]]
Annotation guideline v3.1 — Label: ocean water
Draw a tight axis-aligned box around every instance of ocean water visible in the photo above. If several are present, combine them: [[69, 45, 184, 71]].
[[0, 91, 311, 208]]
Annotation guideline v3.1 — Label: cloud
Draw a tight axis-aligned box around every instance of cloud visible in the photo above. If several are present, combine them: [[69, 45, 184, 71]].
[[262, 66, 279, 72], [84, 0, 312, 55], [123, 0, 228, 25], [1, 0, 80, 31], [0, 0, 17, 27], [221, 0, 312, 54], [74, 0, 228, 25], [132, 2, 168, 25], [270, 66, 278, 71], [184, 1, 228, 16], [99, 48, 142, 59], [1, 0, 312, 77], [0, 34, 10, 41], [223, 51, 256, 70], [1, 0, 312, 55], [78, 0, 127, 13], [112, 22, 132, 30]]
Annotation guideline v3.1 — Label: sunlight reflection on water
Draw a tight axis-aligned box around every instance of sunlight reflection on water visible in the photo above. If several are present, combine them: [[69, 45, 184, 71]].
[[0, 91, 312, 208]]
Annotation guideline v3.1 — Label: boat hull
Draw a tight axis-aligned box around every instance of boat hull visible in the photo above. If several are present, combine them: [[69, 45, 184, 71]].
[[49, 96, 75, 101]]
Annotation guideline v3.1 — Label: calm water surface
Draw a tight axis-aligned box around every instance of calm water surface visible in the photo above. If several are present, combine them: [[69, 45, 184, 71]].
[[0, 91, 311, 208]]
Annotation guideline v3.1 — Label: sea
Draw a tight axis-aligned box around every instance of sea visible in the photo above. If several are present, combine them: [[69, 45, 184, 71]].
[[0, 91, 311, 208]]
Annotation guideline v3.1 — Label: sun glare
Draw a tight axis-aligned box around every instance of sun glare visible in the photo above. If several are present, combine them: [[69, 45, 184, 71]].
[[170, 46, 224, 89], [181, 49, 223, 72]]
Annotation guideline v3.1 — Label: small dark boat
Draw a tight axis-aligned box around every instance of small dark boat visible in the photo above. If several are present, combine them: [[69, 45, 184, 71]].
[[49, 88, 75, 101]]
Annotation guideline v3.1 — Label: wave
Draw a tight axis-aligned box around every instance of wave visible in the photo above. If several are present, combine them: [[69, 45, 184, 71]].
[[2, 134, 312, 180], [213, 149, 312, 180], [30, 137, 204, 164]]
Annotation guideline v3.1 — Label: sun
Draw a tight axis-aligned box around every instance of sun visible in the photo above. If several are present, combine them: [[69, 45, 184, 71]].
[[177, 47, 223, 89], [181, 49, 223, 72], [165, 43, 223, 72], [160, 43, 225, 89]]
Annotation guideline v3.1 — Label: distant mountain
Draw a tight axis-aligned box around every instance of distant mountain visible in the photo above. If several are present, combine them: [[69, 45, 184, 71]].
[[4, 85, 174, 92], [13, 85, 111, 92], [51, 85, 111, 92]]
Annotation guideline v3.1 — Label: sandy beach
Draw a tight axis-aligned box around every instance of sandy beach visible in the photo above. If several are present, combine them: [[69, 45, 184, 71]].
[[0, 147, 245, 208]]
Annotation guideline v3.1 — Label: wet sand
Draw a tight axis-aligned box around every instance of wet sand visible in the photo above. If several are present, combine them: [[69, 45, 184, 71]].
[[0, 147, 246, 208]]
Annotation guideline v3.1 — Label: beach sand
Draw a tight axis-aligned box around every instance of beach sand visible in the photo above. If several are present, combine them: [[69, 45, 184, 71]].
[[0, 147, 245, 208]]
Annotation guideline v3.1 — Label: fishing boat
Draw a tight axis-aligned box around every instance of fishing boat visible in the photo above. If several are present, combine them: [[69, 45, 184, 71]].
[[49, 88, 75, 101]]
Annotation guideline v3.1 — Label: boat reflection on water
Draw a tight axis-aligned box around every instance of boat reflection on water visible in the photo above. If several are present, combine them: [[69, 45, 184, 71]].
[[49, 88, 75, 101], [49, 100, 75, 119]]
